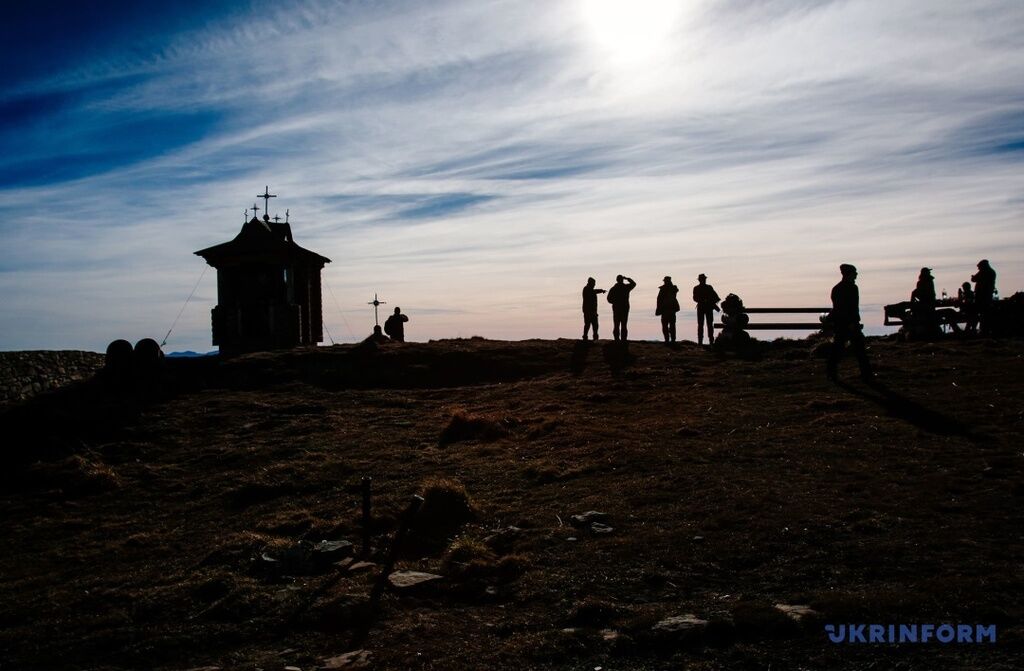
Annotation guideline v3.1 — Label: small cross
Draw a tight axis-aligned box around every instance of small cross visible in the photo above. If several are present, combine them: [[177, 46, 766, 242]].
[[258, 186, 277, 215], [285, 208, 289, 223], [367, 293, 387, 326], [272, 215, 281, 222], [251, 203, 260, 218], [243, 209, 247, 223]]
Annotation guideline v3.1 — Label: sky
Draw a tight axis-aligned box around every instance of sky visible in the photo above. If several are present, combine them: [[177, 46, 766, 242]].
[[1, 0, 1022, 351]]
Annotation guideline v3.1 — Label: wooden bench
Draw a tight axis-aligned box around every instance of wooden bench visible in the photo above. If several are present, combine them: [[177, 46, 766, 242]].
[[714, 307, 831, 333]]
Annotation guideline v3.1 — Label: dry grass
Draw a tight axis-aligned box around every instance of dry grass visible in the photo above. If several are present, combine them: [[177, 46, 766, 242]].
[[0, 337, 1022, 670]]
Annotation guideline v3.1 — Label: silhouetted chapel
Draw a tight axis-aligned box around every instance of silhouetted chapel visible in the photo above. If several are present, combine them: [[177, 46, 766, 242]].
[[195, 193, 330, 355]]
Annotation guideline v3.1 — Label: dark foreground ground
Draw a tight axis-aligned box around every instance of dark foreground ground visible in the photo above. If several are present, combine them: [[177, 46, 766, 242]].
[[1, 336, 1022, 670]]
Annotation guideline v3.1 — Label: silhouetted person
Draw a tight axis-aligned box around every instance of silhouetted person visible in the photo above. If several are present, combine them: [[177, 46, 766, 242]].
[[910, 267, 939, 338], [958, 281, 977, 334], [972, 259, 997, 335], [606, 275, 636, 341], [692, 273, 721, 345], [581, 277, 606, 340], [383, 307, 409, 342], [826, 264, 873, 381], [656, 276, 680, 342]]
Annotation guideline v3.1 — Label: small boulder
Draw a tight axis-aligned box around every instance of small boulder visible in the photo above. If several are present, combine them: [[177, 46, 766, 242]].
[[570, 511, 609, 528], [347, 561, 377, 574], [774, 603, 820, 622], [651, 614, 709, 647], [320, 649, 371, 670], [388, 570, 444, 595], [312, 540, 354, 571], [590, 522, 614, 535]]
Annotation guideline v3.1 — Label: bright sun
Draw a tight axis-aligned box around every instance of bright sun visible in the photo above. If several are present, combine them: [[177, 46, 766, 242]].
[[581, 0, 684, 65]]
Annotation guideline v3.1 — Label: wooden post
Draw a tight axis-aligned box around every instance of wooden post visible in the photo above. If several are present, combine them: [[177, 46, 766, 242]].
[[351, 494, 424, 646]]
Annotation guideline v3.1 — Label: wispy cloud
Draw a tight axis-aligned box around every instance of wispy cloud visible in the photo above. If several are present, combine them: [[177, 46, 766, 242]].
[[1, 0, 1022, 350]]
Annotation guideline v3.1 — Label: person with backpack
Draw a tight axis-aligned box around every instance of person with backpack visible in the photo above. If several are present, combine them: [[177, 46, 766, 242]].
[[383, 307, 409, 342]]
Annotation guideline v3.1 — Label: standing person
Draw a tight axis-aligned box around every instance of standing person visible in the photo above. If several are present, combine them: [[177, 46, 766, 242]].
[[826, 264, 873, 382], [656, 276, 680, 342], [972, 259, 997, 335], [606, 275, 637, 341], [910, 267, 939, 338], [581, 277, 606, 341], [692, 273, 720, 345], [383, 307, 409, 342]]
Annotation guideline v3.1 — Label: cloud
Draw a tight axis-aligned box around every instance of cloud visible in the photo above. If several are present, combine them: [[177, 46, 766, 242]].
[[0, 0, 1022, 350]]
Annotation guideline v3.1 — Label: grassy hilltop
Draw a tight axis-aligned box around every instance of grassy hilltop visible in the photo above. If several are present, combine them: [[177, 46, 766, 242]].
[[1, 337, 1022, 670]]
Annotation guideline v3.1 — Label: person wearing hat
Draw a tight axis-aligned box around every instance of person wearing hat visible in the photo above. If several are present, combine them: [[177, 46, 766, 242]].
[[826, 263, 873, 381], [606, 274, 637, 341], [911, 267, 939, 338], [971, 259, 997, 335], [692, 273, 721, 345], [581, 277, 606, 340], [655, 276, 681, 343]]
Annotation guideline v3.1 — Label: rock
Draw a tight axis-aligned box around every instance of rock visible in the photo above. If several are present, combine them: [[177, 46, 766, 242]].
[[315, 540, 354, 555], [320, 649, 371, 670], [774, 603, 820, 621], [653, 614, 709, 633], [651, 614, 709, 646], [570, 511, 609, 527], [312, 540, 354, 571], [284, 667, 302, 671], [590, 522, 613, 535], [388, 570, 444, 594], [347, 561, 377, 574]]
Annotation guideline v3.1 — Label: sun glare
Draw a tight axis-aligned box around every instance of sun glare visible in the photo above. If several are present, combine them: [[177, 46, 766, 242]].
[[581, 0, 684, 65]]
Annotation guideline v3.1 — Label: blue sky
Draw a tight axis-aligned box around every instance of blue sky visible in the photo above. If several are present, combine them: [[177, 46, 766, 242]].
[[1, 0, 1022, 350]]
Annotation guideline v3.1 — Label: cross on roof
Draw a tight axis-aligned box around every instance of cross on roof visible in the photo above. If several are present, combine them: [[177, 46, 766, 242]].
[[258, 186, 277, 215], [285, 208, 290, 223], [272, 215, 281, 222], [250, 203, 260, 219]]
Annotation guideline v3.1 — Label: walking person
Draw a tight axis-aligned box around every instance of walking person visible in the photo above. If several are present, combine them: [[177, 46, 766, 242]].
[[606, 275, 637, 341], [692, 273, 720, 345], [656, 276, 680, 342], [581, 277, 606, 340], [826, 264, 873, 381]]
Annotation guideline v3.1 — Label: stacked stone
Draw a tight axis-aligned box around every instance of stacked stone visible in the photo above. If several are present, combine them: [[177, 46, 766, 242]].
[[0, 351, 104, 405]]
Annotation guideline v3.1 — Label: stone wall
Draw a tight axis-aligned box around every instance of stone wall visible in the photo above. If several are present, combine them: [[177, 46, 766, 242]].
[[0, 351, 105, 406]]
